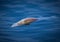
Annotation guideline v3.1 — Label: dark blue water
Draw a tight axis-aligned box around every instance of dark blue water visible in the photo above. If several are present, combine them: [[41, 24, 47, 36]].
[[0, 0, 60, 42]]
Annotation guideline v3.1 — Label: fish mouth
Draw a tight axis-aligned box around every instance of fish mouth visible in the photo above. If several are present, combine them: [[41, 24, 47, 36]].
[[11, 23, 19, 27], [11, 22, 24, 27], [11, 23, 17, 27]]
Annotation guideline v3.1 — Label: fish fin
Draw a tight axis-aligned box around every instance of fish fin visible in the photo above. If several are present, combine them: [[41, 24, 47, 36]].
[[25, 23, 30, 25]]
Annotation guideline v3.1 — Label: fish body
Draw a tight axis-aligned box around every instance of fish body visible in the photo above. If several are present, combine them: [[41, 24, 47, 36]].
[[11, 18, 37, 27]]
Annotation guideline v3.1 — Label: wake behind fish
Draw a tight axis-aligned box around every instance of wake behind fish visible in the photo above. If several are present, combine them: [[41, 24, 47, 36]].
[[36, 16, 57, 21]]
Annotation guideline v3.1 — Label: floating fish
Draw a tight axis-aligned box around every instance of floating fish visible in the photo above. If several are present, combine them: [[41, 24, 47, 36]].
[[11, 18, 37, 27]]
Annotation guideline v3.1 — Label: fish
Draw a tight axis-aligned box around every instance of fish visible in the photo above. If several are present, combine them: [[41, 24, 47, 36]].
[[11, 17, 37, 27]]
